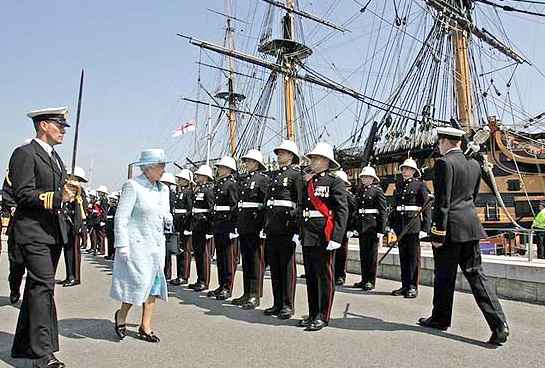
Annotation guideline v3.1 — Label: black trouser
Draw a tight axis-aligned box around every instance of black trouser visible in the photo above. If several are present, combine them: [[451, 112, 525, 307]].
[[266, 235, 296, 310], [63, 231, 81, 282], [398, 233, 420, 289], [358, 232, 379, 285], [432, 240, 507, 329], [302, 245, 335, 322], [164, 253, 173, 280], [175, 235, 192, 280], [334, 237, 348, 280], [12, 242, 63, 359], [214, 233, 236, 290], [89, 225, 105, 254], [8, 233, 25, 295], [536, 232, 545, 259], [192, 232, 211, 287], [106, 225, 115, 257], [239, 233, 263, 298], [80, 224, 88, 250]]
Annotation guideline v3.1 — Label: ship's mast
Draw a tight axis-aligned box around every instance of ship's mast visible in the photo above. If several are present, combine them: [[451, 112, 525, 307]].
[[283, 0, 297, 141]]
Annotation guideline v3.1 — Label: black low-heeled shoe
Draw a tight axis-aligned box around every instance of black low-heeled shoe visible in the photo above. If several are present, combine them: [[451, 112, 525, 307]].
[[114, 310, 127, 340], [138, 327, 160, 343]]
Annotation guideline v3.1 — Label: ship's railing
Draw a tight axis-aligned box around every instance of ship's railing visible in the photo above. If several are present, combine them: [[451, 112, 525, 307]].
[[481, 227, 545, 262]]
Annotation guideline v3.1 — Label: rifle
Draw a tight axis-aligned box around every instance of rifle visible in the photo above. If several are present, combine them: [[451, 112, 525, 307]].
[[378, 197, 434, 264]]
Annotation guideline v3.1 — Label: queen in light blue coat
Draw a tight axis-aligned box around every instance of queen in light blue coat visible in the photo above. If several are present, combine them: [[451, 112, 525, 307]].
[[111, 149, 172, 343]]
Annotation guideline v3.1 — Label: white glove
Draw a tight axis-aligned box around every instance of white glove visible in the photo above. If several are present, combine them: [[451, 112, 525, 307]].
[[259, 229, 267, 239], [419, 231, 428, 239], [377, 233, 384, 247], [346, 231, 354, 238], [326, 240, 341, 251], [292, 234, 301, 247], [183, 230, 192, 236], [352, 230, 359, 237], [117, 247, 130, 262], [229, 229, 239, 240], [100, 222, 105, 226], [205, 234, 214, 240]]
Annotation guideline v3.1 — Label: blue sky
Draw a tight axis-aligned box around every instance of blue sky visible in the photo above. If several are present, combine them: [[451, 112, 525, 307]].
[[2, 1, 545, 190]]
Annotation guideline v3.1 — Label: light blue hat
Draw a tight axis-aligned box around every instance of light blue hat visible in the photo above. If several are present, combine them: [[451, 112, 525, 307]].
[[132, 148, 171, 167]]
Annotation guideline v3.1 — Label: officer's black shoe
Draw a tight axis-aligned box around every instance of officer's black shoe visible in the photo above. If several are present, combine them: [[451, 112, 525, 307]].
[[391, 287, 408, 296], [169, 278, 182, 286], [9, 291, 20, 304], [305, 319, 328, 332], [362, 282, 375, 291], [404, 288, 418, 299], [417, 317, 448, 331], [335, 277, 345, 286], [33, 354, 65, 368], [62, 279, 77, 288], [216, 289, 232, 301], [193, 283, 207, 292], [277, 307, 293, 320], [207, 286, 223, 297], [264, 306, 281, 316], [231, 294, 249, 306], [297, 316, 314, 328], [187, 282, 198, 289], [299, 274, 306, 279], [241, 297, 260, 310], [104, 255, 114, 260], [488, 323, 509, 345], [352, 281, 364, 288]]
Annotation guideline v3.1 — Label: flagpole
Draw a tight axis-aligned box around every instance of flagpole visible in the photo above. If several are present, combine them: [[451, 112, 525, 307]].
[[206, 102, 212, 165]]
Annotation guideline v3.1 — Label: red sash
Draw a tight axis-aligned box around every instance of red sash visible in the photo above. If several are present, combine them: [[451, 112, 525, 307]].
[[307, 179, 335, 242]]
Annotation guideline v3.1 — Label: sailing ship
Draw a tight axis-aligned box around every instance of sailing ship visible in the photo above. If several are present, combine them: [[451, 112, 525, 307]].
[[178, 0, 545, 250]]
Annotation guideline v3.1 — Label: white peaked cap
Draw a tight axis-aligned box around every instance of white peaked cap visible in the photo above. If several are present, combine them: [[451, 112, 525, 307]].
[[241, 149, 266, 170], [96, 185, 108, 194], [176, 169, 194, 183], [334, 170, 351, 185], [435, 126, 465, 139], [305, 142, 340, 170], [194, 165, 214, 180], [273, 140, 300, 163], [359, 165, 380, 183], [215, 156, 237, 171], [160, 172, 177, 186], [67, 166, 89, 182], [399, 158, 421, 177]]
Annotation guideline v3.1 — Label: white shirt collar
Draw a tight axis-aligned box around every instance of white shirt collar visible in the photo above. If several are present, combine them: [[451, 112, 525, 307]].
[[33, 138, 53, 156], [444, 147, 462, 155]]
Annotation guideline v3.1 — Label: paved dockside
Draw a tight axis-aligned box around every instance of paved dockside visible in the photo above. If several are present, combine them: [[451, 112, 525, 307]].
[[0, 240, 543, 368]]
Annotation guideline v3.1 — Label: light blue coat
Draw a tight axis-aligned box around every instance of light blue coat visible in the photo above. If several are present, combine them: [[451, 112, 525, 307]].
[[110, 174, 172, 305]]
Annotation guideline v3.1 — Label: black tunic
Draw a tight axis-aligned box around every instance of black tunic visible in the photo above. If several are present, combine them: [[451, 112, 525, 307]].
[[212, 175, 239, 234], [354, 183, 387, 235], [237, 171, 270, 235]]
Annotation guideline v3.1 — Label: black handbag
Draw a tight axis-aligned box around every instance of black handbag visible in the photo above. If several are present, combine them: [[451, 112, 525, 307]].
[[165, 232, 181, 255]]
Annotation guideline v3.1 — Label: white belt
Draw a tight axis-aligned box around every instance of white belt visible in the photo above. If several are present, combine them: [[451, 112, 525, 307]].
[[214, 205, 231, 212], [106, 215, 114, 219], [192, 208, 209, 214], [359, 209, 378, 214], [396, 205, 421, 212], [267, 199, 296, 208], [306, 210, 324, 218], [174, 209, 188, 214], [239, 202, 262, 209]]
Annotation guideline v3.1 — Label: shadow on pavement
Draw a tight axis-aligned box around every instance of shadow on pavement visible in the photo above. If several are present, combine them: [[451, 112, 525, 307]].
[[0, 296, 21, 309], [59, 318, 122, 343], [332, 305, 497, 349], [0, 331, 19, 368], [170, 286, 298, 327]]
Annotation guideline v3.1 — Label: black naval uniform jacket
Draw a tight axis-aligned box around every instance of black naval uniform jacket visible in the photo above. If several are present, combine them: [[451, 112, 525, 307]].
[[173, 187, 192, 233], [191, 183, 215, 235], [237, 171, 270, 235], [389, 177, 432, 236], [430, 149, 487, 243], [346, 190, 357, 233], [264, 165, 303, 236], [8, 140, 69, 245], [2, 176, 17, 234], [302, 172, 349, 247], [105, 201, 117, 235], [67, 188, 88, 235], [354, 183, 387, 235], [212, 175, 239, 234]]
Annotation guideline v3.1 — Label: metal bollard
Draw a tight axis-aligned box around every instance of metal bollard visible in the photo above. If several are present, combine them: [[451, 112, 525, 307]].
[[528, 230, 534, 262]]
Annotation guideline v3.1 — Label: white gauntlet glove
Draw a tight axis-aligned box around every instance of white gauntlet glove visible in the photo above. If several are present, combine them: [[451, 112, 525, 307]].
[[205, 234, 214, 240], [292, 234, 301, 247], [259, 229, 267, 239], [326, 240, 341, 251], [377, 233, 384, 247]]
